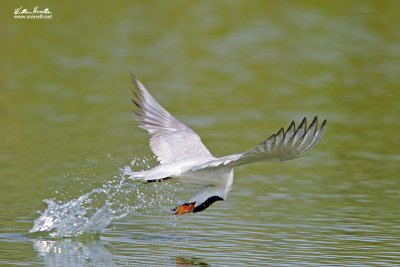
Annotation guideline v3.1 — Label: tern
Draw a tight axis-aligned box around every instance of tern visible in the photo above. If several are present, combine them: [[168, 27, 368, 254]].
[[129, 76, 327, 215]]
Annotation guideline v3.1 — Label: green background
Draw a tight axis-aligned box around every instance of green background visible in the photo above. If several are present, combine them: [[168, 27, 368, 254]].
[[1, 1, 399, 266]]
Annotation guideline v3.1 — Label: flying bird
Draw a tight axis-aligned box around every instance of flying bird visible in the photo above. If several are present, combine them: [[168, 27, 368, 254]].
[[129, 75, 327, 215]]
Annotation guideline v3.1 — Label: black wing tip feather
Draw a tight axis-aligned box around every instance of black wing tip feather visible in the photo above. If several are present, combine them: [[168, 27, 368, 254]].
[[131, 87, 141, 99], [128, 70, 138, 83], [131, 93, 143, 118], [321, 118, 327, 129], [310, 116, 318, 125], [316, 118, 328, 138], [129, 72, 147, 119], [282, 116, 326, 143], [276, 127, 284, 136], [300, 117, 307, 125], [306, 116, 318, 133], [288, 120, 295, 130], [297, 116, 324, 130], [309, 116, 328, 132], [131, 98, 142, 109], [298, 116, 327, 131], [129, 71, 145, 99]]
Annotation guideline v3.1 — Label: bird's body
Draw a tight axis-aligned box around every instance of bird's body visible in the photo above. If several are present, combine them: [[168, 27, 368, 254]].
[[129, 75, 327, 215]]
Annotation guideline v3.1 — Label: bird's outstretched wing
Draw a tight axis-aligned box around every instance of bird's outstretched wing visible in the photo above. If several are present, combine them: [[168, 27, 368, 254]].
[[131, 75, 213, 164], [192, 117, 327, 171]]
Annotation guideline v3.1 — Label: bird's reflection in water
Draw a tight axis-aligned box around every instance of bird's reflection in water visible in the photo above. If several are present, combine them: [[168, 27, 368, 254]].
[[33, 238, 113, 266], [174, 256, 210, 267]]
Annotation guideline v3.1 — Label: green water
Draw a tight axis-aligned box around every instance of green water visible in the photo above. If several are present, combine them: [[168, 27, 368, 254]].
[[1, 1, 400, 266]]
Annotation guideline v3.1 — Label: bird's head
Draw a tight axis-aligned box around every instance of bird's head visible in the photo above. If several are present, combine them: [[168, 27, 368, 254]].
[[173, 196, 224, 216]]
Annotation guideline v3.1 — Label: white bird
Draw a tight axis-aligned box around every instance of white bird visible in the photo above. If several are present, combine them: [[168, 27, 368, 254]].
[[129, 75, 327, 215]]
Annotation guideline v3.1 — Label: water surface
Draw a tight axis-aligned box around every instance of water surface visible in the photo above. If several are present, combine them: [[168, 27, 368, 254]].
[[1, 1, 400, 266]]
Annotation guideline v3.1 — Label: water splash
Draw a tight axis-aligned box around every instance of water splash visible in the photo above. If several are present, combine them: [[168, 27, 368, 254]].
[[30, 157, 179, 237]]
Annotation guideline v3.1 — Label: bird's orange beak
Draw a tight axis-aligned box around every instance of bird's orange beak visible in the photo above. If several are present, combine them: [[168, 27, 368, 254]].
[[174, 202, 196, 216]]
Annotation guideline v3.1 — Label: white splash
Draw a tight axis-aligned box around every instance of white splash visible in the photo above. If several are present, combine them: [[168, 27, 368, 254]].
[[30, 157, 178, 237]]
